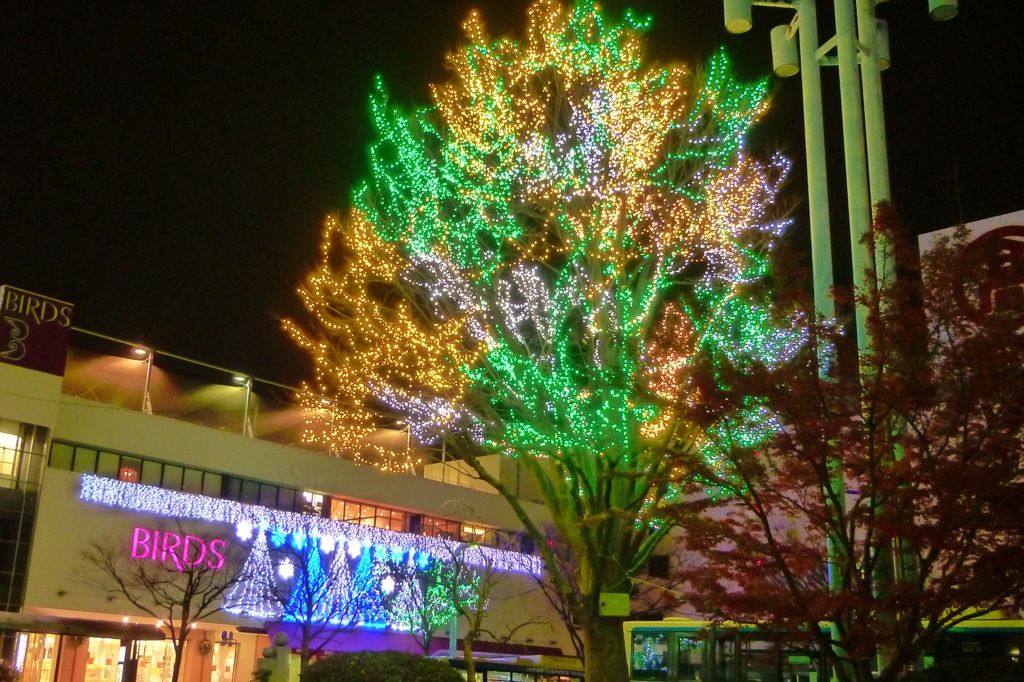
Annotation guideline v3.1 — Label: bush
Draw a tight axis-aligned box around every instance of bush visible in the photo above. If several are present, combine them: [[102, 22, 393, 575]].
[[902, 659, 1023, 682], [300, 651, 463, 682]]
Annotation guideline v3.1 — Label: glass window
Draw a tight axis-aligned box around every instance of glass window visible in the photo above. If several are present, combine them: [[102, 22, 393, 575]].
[[301, 491, 324, 516], [241, 480, 260, 505], [203, 472, 223, 498], [182, 468, 204, 494], [96, 451, 119, 478], [277, 487, 296, 512], [223, 476, 242, 501], [631, 632, 668, 680], [259, 484, 278, 508], [678, 636, 701, 680], [49, 442, 73, 470], [461, 523, 493, 545], [140, 460, 162, 486], [118, 457, 142, 483], [162, 464, 183, 490], [0, 422, 19, 480], [72, 447, 97, 473], [422, 516, 459, 539]]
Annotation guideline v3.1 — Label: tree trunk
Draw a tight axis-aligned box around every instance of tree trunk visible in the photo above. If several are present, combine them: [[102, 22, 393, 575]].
[[463, 636, 476, 682], [170, 639, 186, 682], [300, 639, 312, 673], [582, 616, 629, 682]]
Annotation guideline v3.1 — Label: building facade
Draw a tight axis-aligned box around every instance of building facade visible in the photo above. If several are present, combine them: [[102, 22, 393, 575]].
[[0, 286, 578, 682]]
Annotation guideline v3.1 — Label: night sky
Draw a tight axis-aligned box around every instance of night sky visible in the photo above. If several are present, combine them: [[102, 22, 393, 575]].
[[3, 1, 1021, 385]]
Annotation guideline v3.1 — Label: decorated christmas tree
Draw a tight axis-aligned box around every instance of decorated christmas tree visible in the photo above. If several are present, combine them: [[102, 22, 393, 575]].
[[224, 530, 281, 619], [287, 2, 799, 679], [351, 546, 389, 627]]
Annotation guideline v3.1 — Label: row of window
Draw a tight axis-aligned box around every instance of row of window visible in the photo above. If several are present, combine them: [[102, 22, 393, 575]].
[[49, 441, 501, 546]]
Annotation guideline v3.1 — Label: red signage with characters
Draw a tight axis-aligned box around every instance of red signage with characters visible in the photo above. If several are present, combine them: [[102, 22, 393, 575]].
[[0, 285, 74, 376]]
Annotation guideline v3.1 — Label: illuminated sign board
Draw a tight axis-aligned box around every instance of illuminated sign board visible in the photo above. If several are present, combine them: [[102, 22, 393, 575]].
[[0, 285, 74, 376], [129, 527, 229, 571]]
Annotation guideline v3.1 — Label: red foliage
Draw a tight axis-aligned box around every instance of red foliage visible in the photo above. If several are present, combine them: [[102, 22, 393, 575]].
[[674, 206, 1024, 682]]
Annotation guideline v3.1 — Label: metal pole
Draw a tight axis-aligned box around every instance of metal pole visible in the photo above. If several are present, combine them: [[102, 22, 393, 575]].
[[855, 0, 893, 285], [796, 0, 836, 320], [833, 0, 875, 355], [142, 352, 154, 415], [242, 378, 254, 437]]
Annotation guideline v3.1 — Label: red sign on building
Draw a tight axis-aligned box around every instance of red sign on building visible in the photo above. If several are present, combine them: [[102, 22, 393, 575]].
[[0, 285, 74, 376]]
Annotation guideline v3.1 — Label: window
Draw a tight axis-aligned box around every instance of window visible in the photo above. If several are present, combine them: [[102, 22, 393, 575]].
[[631, 632, 668, 680], [118, 457, 142, 483], [72, 448, 97, 473], [140, 460, 163, 486], [241, 480, 260, 505], [259, 483, 278, 508], [460, 523, 494, 545], [202, 472, 222, 498], [277, 487, 296, 512], [49, 442, 73, 470], [162, 464, 183, 490], [301, 491, 324, 516], [182, 468, 204, 494], [97, 451, 119, 478], [421, 516, 459, 539], [223, 476, 242, 501], [0, 428, 20, 480]]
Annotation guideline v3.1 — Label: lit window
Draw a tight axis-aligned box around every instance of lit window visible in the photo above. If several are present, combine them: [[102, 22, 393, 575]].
[[0, 430, 19, 478], [301, 491, 324, 516]]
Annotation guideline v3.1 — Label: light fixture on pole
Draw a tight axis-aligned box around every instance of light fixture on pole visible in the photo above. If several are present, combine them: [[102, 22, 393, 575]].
[[928, 0, 958, 21], [234, 374, 254, 437], [770, 24, 799, 77], [132, 346, 154, 415], [724, 0, 753, 34]]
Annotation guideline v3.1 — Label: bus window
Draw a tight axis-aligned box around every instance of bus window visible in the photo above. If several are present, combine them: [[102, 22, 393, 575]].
[[631, 631, 668, 680]]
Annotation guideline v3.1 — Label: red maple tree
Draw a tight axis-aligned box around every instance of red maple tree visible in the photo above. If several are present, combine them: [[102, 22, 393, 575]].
[[674, 207, 1024, 682]]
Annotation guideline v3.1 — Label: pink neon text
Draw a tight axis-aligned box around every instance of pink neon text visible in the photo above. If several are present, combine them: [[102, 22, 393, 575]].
[[129, 527, 227, 571]]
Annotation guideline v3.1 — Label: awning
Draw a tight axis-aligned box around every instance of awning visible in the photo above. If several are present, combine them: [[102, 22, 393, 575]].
[[0, 612, 165, 640]]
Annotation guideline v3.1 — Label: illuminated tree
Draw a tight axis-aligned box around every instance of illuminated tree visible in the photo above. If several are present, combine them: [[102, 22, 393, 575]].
[[389, 553, 468, 655], [287, 2, 799, 679]]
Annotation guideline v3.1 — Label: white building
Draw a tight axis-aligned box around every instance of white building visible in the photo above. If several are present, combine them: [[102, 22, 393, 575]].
[[0, 284, 580, 682]]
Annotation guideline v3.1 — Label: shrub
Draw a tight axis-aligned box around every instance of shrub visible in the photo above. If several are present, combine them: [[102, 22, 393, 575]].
[[300, 651, 463, 682]]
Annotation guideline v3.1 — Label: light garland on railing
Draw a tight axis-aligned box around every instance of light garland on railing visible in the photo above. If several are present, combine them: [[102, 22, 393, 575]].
[[79, 474, 542, 576]]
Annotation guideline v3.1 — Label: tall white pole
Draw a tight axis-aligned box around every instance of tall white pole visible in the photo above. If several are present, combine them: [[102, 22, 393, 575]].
[[797, 0, 836, 320], [856, 0, 893, 285], [833, 0, 875, 354]]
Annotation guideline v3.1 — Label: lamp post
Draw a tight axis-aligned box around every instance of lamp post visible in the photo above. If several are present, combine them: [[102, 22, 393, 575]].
[[722, 1, 957, 678]]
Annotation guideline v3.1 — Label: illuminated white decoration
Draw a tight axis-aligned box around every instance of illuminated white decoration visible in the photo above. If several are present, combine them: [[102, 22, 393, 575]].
[[236, 520, 254, 542], [79, 474, 541, 576], [380, 575, 396, 595], [278, 558, 295, 579]]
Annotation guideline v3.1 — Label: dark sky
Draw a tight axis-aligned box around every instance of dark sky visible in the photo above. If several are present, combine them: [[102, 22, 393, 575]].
[[2, 1, 1021, 385]]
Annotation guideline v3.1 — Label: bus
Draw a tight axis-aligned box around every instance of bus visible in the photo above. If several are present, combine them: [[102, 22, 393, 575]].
[[624, 615, 1024, 682]]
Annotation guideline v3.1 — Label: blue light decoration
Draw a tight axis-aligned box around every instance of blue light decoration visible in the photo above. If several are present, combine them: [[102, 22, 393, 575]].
[[270, 528, 288, 548], [79, 474, 540, 576], [351, 547, 389, 628], [283, 542, 332, 624], [80, 474, 528, 631]]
